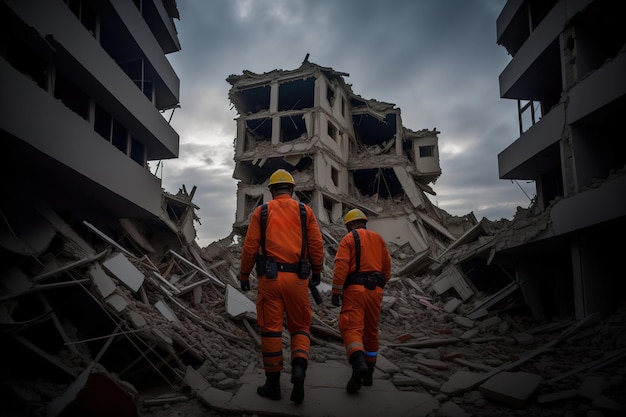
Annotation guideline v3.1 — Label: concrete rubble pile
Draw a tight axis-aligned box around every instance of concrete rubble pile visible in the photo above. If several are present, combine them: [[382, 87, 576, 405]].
[[1, 194, 625, 417]]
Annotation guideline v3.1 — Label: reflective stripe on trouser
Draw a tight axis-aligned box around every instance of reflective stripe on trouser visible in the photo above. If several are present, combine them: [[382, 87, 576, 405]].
[[257, 271, 312, 372], [338, 284, 382, 362]]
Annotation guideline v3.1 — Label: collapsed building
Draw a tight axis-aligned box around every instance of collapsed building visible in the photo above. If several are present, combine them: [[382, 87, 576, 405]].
[[227, 56, 476, 254]]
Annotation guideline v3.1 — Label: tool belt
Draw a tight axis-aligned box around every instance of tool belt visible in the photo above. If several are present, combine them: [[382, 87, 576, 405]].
[[344, 272, 386, 290], [256, 255, 310, 279]]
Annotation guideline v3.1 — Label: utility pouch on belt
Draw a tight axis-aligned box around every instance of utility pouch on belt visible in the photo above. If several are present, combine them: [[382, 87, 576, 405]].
[[265, 259, 278, 279], [254, 253, 266, 276], [363, 274, 378, 290], [297, 259, 311, 279]]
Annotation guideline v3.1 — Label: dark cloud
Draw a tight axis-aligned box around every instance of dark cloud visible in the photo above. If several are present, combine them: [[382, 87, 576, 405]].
[[161, 0, 535, 246]]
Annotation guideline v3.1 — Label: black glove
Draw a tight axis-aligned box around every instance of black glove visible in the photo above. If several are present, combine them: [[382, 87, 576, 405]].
[[240, 279, 250, 292], [310, 272, 321, 286], [331, 294, 342, 307]]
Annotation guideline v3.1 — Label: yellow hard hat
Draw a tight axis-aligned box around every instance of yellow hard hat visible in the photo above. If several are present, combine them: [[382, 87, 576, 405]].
[[268, 169, 296, 187], [344, 208, 368, 224]]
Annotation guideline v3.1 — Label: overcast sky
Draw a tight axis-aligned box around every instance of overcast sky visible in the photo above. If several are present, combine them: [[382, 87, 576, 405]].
[[159, 0, 535, 247]]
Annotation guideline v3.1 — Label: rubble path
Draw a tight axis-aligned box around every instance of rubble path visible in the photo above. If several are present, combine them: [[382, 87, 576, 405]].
[[138, 274, 626, 417]]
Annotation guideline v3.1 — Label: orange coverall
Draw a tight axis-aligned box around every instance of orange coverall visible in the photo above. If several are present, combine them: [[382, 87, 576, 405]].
[[240, 194, 324, 373], [332, 228, 391, 365]]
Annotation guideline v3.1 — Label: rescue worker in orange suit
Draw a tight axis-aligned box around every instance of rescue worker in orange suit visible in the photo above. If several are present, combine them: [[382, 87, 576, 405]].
[[331, 208, 391, 393], [239, 169, 324, 404]]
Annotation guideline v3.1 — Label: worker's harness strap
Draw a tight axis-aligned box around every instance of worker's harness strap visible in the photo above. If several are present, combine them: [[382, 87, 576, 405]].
[[344, 229, 385, 290], [256, 202, 310, 279]]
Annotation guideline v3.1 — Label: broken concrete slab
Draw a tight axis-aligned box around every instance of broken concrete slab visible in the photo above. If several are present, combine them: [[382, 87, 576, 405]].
[[478, 371, 542, 409], [225, 284, 256, 319], [102, 253, 144, 293]]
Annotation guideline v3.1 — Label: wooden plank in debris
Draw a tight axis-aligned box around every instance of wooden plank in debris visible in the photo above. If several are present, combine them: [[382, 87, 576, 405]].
[[166, 250, 225, 288], [164, 293, 250, 342], [0, 279, 90, 303], [14, 334, 78, 377], [38, 293, 84, 358], [546, 348, 626, 384], [242, 317, 261, 347], [177, 277, 214, 295], [35, 202, 96, 255], [152, 271, 181, 294], [384, 337, 460, 348], [83, 221, 134, 258], [466, 280, 519, 317], [442, 312, 603, 396], [32, 250, 108, 282], [119, 218, 156, 254]]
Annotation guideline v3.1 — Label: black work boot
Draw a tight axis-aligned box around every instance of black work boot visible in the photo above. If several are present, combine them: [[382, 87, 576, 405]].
[[257, 371, 281, 400], [362, 362, 375, 386], [346, 351, 368, 393], [290, 357, 307, 403]]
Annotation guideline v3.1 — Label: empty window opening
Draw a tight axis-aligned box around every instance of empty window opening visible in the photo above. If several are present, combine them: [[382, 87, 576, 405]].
[[352, 113, 397, 146], [2, 30, 47, 90], [327, 122, 337, 142], [278, 77, 314, 111], [95, 104, 113, 142], [331, 166, 339, 187], [419, 145, 435, 158], [54, 71, 89, 120], [244, 118, 272, 151], [244, 194, 263, 219], [518, 100, 543, 134], [111, 119, 128, 154], [64, 0, 97, 36], [341, 96, 346, 117], [295, 190, 313, 206], [119, 58, 154, 103], [130, 136, 146, 166], [280, 114, 307, 142], [353, 168, 403, 198], [230, 85, 271, 115], [327, 86, 335, 107]]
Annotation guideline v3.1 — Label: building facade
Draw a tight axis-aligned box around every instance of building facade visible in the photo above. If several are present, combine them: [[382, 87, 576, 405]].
[[495, 0, 626, 318], [0, 0, 182, 237]]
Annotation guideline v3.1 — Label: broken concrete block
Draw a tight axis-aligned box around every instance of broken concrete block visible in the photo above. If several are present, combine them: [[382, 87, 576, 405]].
[[437, 400, 471, 417], [453, 316, 474, 329], [537, 389, 578, 404], [89, 264, 116, 298], [102, 253, 144, 293], [105, 293, 128, 313], [127, 311, 147, 329], [417, 357, 449, 370], [403, 369, 440, 390], [444, 298, 462, 313], [225, 284, 256, 319], [460, 328, 479, 340], [392, 374, 418, 386], [155, 300, 182, 326], [440, 371, 486, 395], [478, 316, 501, 330], [478, 371, 542, 408]]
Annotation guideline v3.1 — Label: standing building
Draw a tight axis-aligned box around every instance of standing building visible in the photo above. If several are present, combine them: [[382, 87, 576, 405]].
[[495, 0, 626, 319], [0, 0, 186, 252]]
